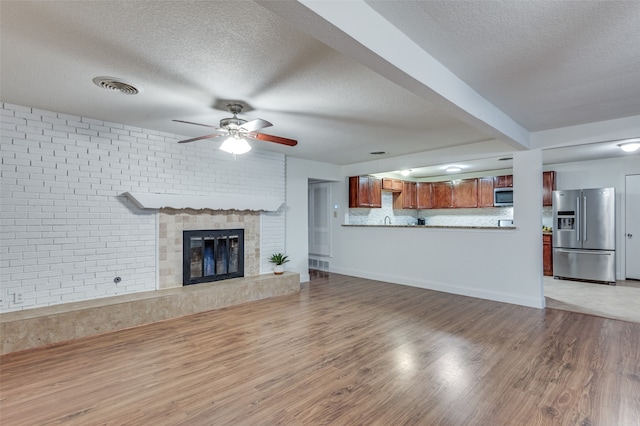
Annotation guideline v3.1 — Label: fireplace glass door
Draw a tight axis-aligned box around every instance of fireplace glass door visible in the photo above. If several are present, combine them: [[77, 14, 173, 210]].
[[183, 229, 244, 285]]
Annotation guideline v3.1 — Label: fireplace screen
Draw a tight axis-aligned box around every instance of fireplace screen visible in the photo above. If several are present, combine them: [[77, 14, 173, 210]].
[[183, 229, 244, 285]]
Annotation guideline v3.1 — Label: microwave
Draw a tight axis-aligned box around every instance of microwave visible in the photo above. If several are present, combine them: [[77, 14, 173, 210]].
[[494, 187, 513, 206]]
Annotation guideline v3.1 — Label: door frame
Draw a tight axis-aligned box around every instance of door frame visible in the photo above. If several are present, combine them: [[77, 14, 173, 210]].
[[625, 174, 640, 280]]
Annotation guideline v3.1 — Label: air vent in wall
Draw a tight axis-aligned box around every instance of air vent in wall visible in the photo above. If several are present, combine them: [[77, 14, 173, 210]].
[[309, 258, 330, 271]]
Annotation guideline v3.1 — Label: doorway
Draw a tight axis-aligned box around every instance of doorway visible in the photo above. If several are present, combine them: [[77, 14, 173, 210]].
[[544, 176, 640, 323], [308, 181, 332, 273]]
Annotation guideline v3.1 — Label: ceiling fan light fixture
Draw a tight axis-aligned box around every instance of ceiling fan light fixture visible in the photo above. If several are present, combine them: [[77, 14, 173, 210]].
[[220, 136, 251, 155], [618, 139, 640, 152]]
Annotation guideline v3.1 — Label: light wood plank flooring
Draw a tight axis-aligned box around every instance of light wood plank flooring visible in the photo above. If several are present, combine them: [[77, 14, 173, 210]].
[[2, 272, 639, 425]]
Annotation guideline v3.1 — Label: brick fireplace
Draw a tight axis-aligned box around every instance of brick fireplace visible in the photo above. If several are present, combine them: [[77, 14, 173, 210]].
[[158, 209, 260, 290]]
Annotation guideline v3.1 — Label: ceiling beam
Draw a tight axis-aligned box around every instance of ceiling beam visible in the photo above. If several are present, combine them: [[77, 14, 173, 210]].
[[260, 0, 531, 151]]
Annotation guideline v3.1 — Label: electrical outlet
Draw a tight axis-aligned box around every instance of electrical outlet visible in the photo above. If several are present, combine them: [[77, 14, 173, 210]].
[[14, 293, 23, 304]]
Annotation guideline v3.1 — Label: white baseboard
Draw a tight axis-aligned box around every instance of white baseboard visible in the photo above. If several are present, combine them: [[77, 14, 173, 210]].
[[329, 266, 545, 309]]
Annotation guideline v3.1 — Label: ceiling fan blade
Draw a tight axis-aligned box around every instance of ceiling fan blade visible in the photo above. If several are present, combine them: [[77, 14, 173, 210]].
[[177, 133, 225, 144], [173, 119, 223, 130], [239, 118, 272, 133], [248, 132, 298, 147]]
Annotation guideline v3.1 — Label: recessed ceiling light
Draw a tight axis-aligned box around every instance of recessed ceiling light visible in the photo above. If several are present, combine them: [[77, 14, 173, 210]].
[[618, 138, 640, 152], [92, 76, 142, 95], [446, 167, 462, 173], [370, 151, 386, 155]]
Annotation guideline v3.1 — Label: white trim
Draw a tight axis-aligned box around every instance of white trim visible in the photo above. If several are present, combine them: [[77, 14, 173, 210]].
[[330, 267, 546, 309]]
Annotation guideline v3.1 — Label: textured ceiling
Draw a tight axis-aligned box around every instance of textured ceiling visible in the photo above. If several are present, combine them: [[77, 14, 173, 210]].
[[1, 0, 638, 168], [365, 0, 640, 131]]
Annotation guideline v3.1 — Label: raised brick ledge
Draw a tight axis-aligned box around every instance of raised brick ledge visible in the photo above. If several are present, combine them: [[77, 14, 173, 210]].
[[0, 272, 300, 355]]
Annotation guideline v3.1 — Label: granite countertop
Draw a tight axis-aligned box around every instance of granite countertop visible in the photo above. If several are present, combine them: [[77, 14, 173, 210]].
[[342, 224, 516, 230], [543, 231, 553, 235]]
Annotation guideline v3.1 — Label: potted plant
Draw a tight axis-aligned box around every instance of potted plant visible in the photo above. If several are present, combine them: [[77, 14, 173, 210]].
[[269, 253, 289, 275]]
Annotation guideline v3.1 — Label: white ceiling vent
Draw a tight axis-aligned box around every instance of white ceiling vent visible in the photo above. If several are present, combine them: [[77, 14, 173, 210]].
[[92, 77, 142, 95]]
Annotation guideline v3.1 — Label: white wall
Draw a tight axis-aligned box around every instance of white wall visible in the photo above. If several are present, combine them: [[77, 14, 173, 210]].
[[545, 155, 640, 279], [0, 103, 285, 312], [285, 157, 342, 283]]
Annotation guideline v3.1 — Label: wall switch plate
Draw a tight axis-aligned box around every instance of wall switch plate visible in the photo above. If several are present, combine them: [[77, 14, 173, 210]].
[[14, 293, 23, 303]]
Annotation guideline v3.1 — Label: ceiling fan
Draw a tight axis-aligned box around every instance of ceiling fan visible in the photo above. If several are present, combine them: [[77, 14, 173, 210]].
[[173, 103, 297, 154]]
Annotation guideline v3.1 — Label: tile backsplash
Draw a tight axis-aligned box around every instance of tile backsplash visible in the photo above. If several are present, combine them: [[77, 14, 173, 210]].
[[419, 206, 514, 227], [349, 193, 417, 225], [542, 207, 553, 229]]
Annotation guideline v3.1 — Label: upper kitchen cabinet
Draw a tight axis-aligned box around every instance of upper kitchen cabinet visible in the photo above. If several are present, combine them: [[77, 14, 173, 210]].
[[542, 171, 556, 207], [393, 181, 417, 209], [494, 174, 513, 188], [349, 175, 382, 208], [453, 178, 478, 208], [432, 181, 453, 208], [478, 177, 494, 207], [382, 178, 403, 192], [417, 182, 433, 209]]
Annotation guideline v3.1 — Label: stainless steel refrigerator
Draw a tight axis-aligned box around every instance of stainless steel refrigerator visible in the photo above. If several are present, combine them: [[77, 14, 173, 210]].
[[552, 187, 616, 284]]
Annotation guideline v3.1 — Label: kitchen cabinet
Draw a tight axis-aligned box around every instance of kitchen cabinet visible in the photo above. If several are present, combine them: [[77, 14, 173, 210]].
[[494, 175, 513, 188], [349, 175, 382, 208], [542, 171, 556, 207], [453, 178, 478, 208], [478, 177, 494, 207], [543, 234, 553, 276], [417, 182, 433, 209], [382, 178, 403, 192], [393, 181, 417, 209], [432, 181, 453, 208]]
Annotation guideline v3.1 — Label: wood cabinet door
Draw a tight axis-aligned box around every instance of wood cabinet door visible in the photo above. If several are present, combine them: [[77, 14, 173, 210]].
[[392, 181, 417, 209], [494, 175, 513, 188], [542, 171, 556, 207], [432, 181, 453, 208], [417, 182, 433, 209], [543, 234, 553, 276], [358, 176, 371, 207], [349, 176, 381, 208], [478, 177, 494, 207], [349, 176, 364, 207], [370, 177, 382, 208], [382, 178, 402, 192], [404, 181, 417, 209], [453, 178, 478, 208]]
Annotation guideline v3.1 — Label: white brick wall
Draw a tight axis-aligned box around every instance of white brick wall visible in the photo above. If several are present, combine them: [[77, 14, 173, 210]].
[[0, 103, 285, 312]]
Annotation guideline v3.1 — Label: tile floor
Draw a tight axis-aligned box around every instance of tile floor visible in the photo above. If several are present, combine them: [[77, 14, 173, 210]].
[[544, 276, 640, 323]]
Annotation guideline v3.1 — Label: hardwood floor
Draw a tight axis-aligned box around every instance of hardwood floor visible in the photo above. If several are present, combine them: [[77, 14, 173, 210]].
[[2, 272, 639, 425]]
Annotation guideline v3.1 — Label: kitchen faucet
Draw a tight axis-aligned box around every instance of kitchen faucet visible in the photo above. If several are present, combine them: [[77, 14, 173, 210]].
[[384, 215, 391, 225]]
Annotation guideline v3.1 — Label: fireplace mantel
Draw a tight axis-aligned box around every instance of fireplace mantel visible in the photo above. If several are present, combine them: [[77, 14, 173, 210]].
[[122, 192, 283, 212]]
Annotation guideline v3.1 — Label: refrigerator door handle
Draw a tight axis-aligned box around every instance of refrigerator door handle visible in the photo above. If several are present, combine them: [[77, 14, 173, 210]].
[[583, 196, 587, 241], [576, 196, 581, 241], [555, 249, 612, 255]]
